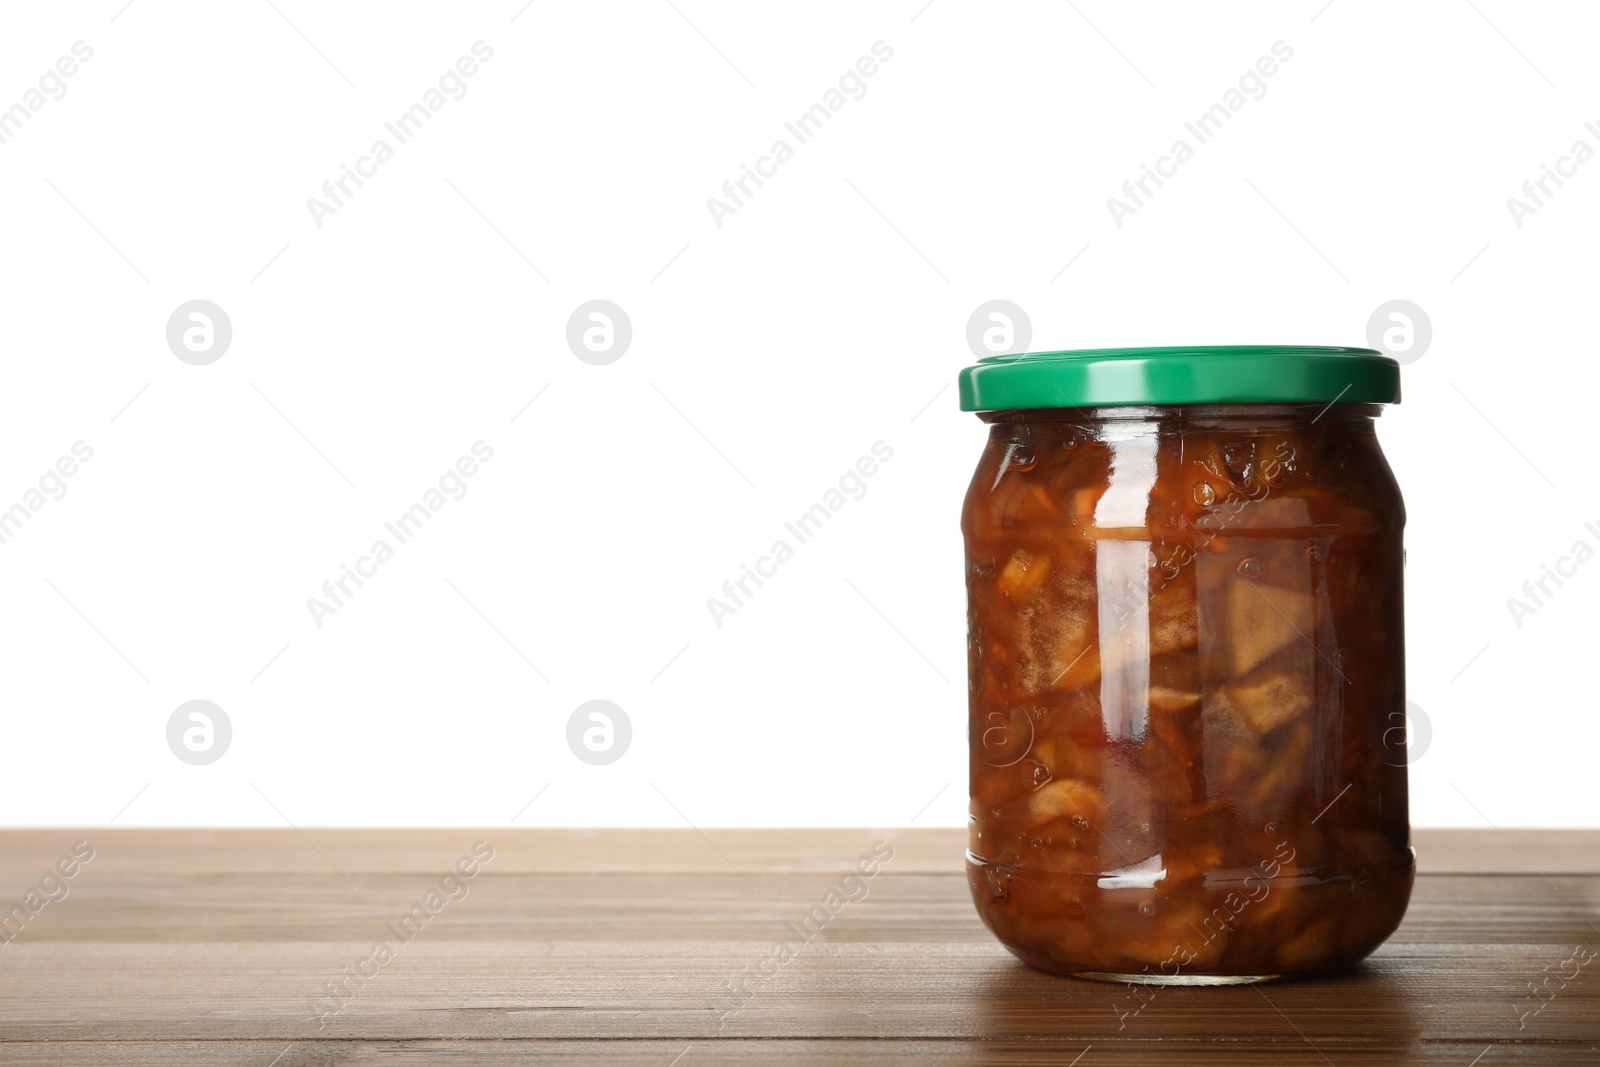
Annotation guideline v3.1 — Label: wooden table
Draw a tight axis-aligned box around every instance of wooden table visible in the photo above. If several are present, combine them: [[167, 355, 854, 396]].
[[0, 828, 1596, 1064]]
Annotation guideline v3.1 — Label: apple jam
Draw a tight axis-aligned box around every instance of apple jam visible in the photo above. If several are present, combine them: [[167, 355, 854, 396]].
[[962, 394, 1412, 983]]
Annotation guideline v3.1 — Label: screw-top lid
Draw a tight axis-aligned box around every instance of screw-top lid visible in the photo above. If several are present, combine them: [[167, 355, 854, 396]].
[[958, 346, 1401, 411]]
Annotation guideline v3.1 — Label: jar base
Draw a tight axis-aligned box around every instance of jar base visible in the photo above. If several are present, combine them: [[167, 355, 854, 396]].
[[1071, 971, 1283, 987]]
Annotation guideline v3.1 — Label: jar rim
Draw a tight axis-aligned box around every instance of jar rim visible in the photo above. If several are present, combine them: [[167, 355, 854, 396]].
[[958, 346, 1401, 412]]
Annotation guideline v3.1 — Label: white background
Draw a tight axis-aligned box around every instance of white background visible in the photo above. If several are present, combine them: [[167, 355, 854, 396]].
[[0, 1, 1594, 829]]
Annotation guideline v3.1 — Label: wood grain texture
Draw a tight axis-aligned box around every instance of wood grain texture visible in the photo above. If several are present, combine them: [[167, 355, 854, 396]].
[[0, 829, 1596, 1064]]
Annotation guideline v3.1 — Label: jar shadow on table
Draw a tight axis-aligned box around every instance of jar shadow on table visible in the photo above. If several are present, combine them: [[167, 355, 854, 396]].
[[962, 956, 1425, 1058]]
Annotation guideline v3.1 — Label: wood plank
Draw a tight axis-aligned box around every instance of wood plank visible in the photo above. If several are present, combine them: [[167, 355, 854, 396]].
[[1, 827, 1594, 877], [0, 829, 1595, 1063]]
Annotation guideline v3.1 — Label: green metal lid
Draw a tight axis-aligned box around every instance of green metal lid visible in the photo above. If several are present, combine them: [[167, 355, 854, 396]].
[[958, 346, 1401, 411]]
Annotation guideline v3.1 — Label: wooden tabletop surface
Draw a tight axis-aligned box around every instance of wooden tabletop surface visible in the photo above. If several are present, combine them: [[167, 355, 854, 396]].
[[0, 827, 1595, 1064]]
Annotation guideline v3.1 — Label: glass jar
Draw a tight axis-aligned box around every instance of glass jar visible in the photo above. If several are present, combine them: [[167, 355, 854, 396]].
[[959, 347, 1412, 984]]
